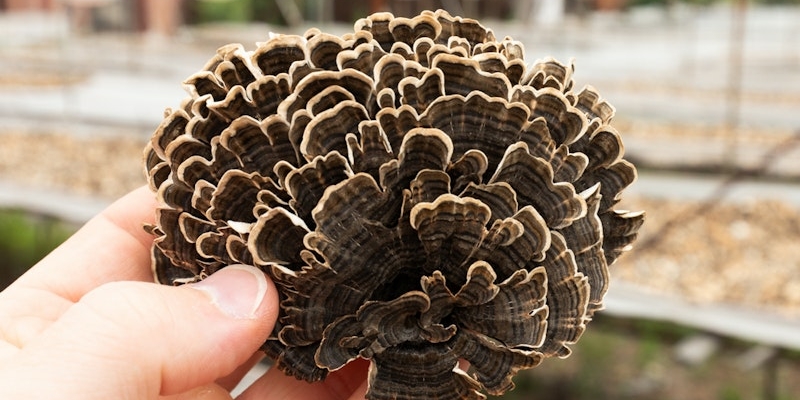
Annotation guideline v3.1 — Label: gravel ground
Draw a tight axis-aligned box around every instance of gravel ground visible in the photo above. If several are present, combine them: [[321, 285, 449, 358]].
[[2, 124, 800, 317], [0, 130, 147, 199], [615, 194, 800, 316]]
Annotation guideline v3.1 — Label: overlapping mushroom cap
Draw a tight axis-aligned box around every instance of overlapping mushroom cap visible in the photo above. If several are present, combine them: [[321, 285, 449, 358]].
[[143, 9, 644, 400]]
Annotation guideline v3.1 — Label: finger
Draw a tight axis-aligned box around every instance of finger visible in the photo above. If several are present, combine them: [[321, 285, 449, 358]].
[[216, 352, 265, 392], [0, 186, 157, 354], [1, 265, 278, 399], [237, 357, 369, 400], [165, 383, 233, 400], [9, 185, 158, 301], [346, 378, 369, 400]]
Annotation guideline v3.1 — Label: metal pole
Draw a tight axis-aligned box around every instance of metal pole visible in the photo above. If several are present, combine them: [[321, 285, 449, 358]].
[[724, 0, 747, 172], [763, 356, 778, 400]]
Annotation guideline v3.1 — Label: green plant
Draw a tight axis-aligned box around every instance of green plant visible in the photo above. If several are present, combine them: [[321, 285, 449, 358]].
[[0, 209, 76, 290], [718, 385, 742, 400], [196, 0, 253, 23]]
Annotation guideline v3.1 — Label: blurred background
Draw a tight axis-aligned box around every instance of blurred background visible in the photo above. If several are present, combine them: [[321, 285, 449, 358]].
[[1, 0, 799, 398]]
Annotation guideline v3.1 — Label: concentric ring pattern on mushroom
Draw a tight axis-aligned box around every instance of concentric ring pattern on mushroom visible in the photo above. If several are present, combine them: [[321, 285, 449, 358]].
[[143, 9, 645, 400]]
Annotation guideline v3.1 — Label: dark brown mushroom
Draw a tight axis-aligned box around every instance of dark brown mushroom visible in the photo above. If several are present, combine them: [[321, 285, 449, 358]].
[[143, 9, 644, 399]]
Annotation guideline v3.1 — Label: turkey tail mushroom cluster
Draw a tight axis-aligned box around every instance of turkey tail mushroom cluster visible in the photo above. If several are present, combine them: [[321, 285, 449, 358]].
[[144, 9, 644, 400]]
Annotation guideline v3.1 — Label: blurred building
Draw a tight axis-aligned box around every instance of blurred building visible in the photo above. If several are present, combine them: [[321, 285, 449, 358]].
[[0, 0, 183, 36], [0, 0, 60, 11], [0, 0, 623, 34]]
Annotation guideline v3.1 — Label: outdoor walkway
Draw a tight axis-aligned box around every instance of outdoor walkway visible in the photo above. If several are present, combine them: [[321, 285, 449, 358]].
[[1, 5, 798, 130]]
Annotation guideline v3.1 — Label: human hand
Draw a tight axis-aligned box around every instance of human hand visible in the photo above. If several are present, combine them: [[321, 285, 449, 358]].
[[0, 186, 368, 399]]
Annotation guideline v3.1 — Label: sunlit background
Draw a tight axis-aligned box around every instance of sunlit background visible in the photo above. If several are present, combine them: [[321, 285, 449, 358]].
[[1, 0, 799, 398]]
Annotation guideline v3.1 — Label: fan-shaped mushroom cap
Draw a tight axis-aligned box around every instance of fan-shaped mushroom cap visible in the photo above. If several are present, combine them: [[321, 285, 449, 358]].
[[144, 9, 644, 399]]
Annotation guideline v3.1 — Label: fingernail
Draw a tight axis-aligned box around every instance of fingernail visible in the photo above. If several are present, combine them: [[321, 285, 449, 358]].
[[190, 265, 268, 319]]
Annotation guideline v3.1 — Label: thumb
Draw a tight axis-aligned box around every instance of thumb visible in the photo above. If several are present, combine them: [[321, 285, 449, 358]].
[[7, 265, 278, 399]]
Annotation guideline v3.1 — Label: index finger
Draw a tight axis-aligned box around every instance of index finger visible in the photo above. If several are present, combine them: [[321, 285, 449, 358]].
[[10, 185, 158, 301]]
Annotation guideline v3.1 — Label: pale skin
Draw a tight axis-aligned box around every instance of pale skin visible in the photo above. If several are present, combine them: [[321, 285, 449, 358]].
[[0, 186, 369, 399]]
